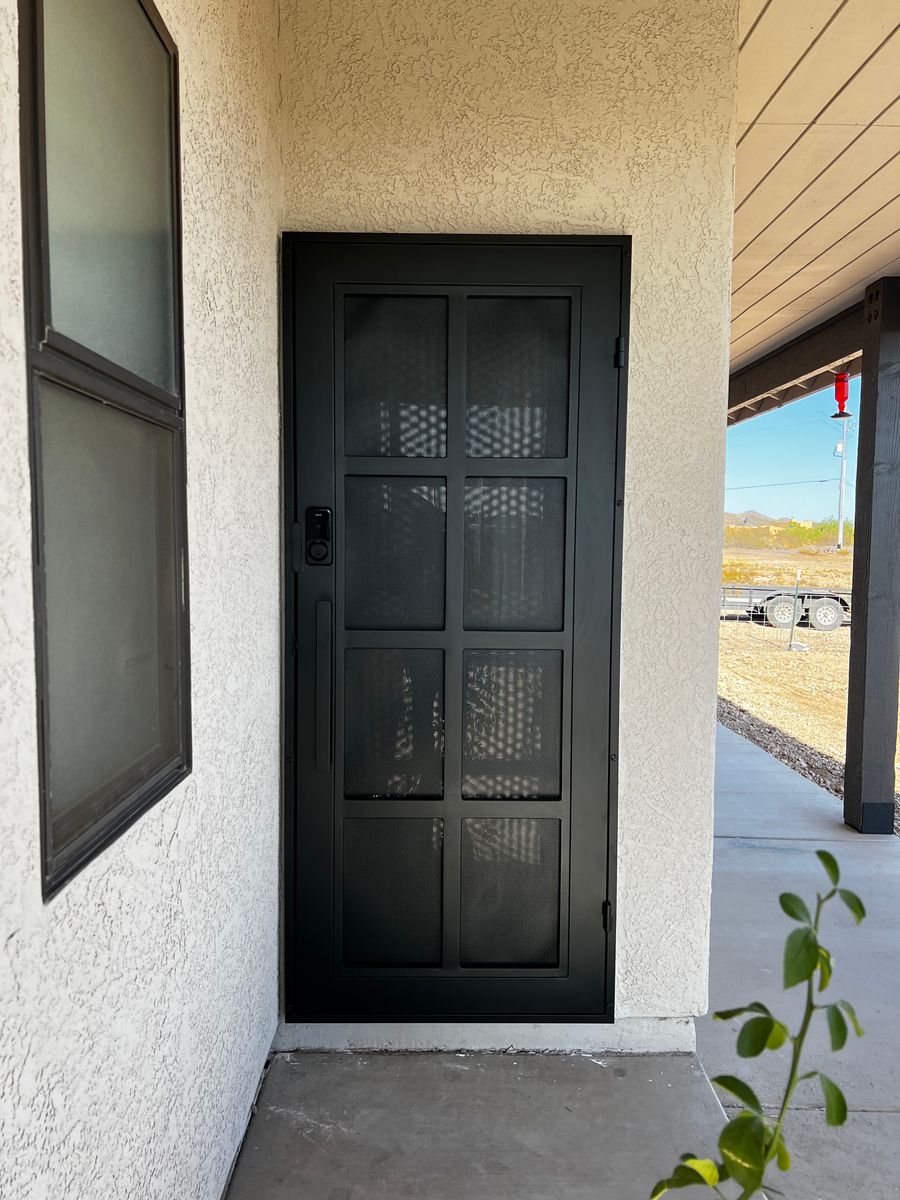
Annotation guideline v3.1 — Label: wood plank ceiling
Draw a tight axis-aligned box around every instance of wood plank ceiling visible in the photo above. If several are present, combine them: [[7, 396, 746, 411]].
[[732, 0, 900, 372]]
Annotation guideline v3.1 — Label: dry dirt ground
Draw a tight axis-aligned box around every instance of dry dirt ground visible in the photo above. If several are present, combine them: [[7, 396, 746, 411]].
[[718, 548, 900, 833]]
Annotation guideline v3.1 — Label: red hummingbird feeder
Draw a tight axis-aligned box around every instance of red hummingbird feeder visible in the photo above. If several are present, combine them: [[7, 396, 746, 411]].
[[831, 370, 852, 419]]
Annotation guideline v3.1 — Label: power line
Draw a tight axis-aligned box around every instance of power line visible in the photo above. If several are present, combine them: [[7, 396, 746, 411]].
[[725, 477, 844, 491]]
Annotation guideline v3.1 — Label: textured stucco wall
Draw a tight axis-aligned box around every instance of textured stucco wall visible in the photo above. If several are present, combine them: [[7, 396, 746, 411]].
[[0, 1, 282, 1196], [281, 0, 738, 1028]]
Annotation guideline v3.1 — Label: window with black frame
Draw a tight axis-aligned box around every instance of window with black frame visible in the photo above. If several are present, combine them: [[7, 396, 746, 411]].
[[20, 0, 190, 896]]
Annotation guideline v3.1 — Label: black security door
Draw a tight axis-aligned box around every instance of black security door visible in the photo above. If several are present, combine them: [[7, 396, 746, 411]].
[[284, 235, 628, 1021]]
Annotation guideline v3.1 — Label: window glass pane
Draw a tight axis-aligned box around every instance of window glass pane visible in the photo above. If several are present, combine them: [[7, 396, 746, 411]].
[[38, 380, 181, 858], [43, 0, 176, 392]]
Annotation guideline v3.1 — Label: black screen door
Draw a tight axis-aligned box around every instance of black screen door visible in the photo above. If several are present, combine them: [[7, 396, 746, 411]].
[[284, 235, 627, 1021]]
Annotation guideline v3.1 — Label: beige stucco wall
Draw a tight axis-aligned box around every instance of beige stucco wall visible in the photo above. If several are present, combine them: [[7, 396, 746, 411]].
[[0, 2, 282, 1196], [281, 0, 738, 1026]]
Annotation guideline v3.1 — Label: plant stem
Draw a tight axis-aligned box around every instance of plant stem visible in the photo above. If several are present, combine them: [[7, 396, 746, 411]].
[[765, 893, 826, 1165]]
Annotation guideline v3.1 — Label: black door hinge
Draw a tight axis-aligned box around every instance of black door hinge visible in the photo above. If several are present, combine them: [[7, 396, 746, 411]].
[[614, 336, 626, 369], [602, 899, 612, 933]]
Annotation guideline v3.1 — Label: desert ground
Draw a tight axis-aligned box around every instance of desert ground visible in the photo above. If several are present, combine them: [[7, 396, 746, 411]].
[[718, 547, 900, 799]]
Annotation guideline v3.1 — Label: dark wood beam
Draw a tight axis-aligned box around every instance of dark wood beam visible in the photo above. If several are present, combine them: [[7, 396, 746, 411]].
[[728, 304, 864, 426], [844, 277, 900, 833]]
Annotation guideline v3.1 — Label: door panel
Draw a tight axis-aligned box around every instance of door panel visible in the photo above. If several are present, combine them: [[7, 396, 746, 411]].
[[284, 236, 627, 1021]]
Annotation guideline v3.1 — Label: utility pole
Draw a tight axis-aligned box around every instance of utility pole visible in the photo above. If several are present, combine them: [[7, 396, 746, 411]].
[[835, 424, 848, 549]]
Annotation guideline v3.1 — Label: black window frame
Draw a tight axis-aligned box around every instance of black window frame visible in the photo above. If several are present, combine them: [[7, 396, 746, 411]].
[[18, 0, 191, 898]]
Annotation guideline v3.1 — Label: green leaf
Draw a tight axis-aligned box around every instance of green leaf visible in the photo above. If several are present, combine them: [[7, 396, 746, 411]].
[[766, 1020, 789, 1051], [838, 888, 866, 924], [711, 1075, 763, 1115], [826, 1004, 848, 1051], [779, 892, 812, 923], [737, 1016, 775, 1058], [649, 1163, 711, 1196], [719, 1113, 766, 1192], [682, 1159, 719, 1187], [713, 1002, 771, 1022], [817, 946, 833, 992], [838, 999, 864, 1037], [784, 926, 819, 988], [819, 1074, 848, 1126], [816, 849, 840, 886], [775, 1134, 791, 1172]]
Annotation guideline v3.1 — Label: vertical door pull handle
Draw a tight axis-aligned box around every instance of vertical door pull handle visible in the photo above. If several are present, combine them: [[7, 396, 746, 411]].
[[315, 599, 332, 772]]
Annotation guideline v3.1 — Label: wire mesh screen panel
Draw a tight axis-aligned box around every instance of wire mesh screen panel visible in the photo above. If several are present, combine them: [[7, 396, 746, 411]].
[[460, 818, 560, 966], [344, 649, 444, 798], [344, 295, 448, 457], [464, 477, 566, 630], [463, 649, 562, 799], [343, 818, 444, 966], [465, 297, 570, 458], [345, 477, 447, 629]]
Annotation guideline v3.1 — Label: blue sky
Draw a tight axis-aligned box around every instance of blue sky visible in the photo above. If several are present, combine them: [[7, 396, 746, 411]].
[[725, 375, 860, 522]]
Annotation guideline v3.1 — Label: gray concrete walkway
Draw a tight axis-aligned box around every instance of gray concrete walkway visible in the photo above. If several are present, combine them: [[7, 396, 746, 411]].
[[227, 727, 899, 1199], [227, 1052, 723, 1199], [701, 725, 900, 1200]]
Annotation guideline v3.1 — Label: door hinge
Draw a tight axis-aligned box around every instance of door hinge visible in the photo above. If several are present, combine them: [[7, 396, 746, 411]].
[[602, 899, 612, 933], [614, 336, 627, 369]]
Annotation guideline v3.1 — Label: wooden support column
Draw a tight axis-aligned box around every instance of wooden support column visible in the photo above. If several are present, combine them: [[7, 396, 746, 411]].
[[844, 277, 900, 833]]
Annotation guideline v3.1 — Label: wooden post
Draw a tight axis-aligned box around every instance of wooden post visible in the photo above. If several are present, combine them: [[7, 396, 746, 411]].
[[844, 277, 900, 833]]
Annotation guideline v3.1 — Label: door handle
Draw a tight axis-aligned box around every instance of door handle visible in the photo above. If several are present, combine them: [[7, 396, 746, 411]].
[[315, 599, 332, 772]]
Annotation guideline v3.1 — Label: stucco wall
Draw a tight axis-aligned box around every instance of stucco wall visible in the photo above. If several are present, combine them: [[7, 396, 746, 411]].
[[280, 0, 738, 1029], [0, 1, 282, 1196]]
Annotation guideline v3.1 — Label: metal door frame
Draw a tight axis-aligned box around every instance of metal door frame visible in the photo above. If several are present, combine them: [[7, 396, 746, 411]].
[[281, 233, 630, 1022]]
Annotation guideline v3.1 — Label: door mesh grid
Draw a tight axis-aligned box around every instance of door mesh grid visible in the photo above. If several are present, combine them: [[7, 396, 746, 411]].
[[465, 297, 570, 458], [343, 818, 444, 966], [344, 648, 444, 798], [344, 294, 448, 457], [462, 649, 562, 799], [345, 477, 446, 629], [464, 477, 565, 631], [460, 817, 560, 966]]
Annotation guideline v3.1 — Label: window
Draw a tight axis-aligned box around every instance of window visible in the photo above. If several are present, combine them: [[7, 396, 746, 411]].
[[20, 0, 189, 896]]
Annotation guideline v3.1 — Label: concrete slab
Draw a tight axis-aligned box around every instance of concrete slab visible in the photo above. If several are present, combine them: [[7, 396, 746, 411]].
[[701, 725, 900, 1199], [714, 725, 859, 842], [226, 1052, 725, 1200]]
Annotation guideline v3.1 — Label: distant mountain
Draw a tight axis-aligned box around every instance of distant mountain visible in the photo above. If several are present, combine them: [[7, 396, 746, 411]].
[[724, 509, 793, 527]]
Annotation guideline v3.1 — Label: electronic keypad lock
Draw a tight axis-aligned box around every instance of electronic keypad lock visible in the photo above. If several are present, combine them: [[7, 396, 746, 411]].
[[305, 507, 332, 565]]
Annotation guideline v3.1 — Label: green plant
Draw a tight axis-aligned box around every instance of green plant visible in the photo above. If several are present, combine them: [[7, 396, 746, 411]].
[[650, 850, 866, 1199]]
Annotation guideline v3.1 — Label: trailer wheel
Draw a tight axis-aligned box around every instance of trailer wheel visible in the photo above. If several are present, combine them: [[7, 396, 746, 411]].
[[765, 595, 800, 629], [808, 598, 843, 631]]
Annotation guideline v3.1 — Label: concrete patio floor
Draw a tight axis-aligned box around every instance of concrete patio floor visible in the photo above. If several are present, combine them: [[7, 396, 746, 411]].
[[227, 726, 899, 1199], [702, 725, 900, 1200], [226, 1051, 724, 1199]]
